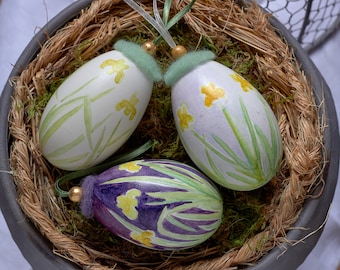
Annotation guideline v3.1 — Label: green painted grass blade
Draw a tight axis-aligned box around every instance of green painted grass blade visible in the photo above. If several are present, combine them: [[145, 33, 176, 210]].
[[212, 134, 250, 169], [49, 152, 90, 167], [144, 161, 220, 197], [60, 76, 97, 102], [239, 98, 263, 175], [83, 96, 94, 150], [173, 211, 222, 221], [83, 125, 107, 167], [191, 129, 237, 165], [39, 96, 85, 137], [91, 112, 112, 132], [40, 104, 83, 148], [227, 171, 259, 186], [254, 124, 274, 175], [204, 146, 225, 179], [146, 191, 219, 204], [157, 207, 214, 241], [44, 134, 85, 159], [223, 102, 257, 169], [166, 214, 197, 232], [90, 86, 115, 103]]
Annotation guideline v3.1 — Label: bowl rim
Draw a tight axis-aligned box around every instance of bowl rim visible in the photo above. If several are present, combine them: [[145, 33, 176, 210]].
[[0, 1, 339, 269], [251, 14, 340, 269], [0, 1, 93, 269]]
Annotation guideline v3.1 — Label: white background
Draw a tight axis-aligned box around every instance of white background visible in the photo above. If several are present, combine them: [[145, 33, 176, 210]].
[[0, 0, 339, 269]]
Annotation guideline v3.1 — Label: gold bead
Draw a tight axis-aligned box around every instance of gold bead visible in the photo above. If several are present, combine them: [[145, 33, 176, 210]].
[[141, 41, 157, 56], [69, 186, 83, 203], [171, 45, 187, 59]]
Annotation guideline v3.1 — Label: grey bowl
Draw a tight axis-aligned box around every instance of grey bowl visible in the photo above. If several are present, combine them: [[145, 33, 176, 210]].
[[0, 1, 339, 269]]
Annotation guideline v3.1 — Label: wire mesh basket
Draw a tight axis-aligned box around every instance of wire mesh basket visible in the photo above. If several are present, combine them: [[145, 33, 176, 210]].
[[259, 0, 340, 52]]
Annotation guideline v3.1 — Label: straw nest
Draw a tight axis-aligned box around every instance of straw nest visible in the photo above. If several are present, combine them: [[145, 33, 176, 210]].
[[8, 0, 325, 269]]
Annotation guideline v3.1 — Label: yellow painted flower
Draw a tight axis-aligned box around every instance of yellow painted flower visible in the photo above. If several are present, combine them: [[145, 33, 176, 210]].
[[116, 93, 139, 120], [200, 82, 225, 107], [100, 58, 129, 84], [177, 104, 194, 132], [118, 161, 142, 173], [130, 230, 154, 247], [116, 188, 141, 220], [230, 73, 254, 92]]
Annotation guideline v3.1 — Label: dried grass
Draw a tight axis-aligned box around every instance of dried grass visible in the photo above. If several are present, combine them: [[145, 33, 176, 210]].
[[8, 0, 325, 269]]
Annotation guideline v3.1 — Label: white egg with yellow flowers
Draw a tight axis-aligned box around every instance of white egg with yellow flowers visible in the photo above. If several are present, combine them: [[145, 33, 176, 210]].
[[165, 51, 283, 191], [39, 41, 162, 171]]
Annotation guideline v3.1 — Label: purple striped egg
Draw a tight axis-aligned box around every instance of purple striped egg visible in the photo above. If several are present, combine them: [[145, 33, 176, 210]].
[[80, 159, 223, 250]]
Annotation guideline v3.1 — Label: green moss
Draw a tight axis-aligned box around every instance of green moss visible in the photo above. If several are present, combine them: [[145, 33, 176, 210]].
[[224, 193, 266, 248], [27, 91, 53, 119], [48, 77, 67, 93], [67, 40, 93, 71]]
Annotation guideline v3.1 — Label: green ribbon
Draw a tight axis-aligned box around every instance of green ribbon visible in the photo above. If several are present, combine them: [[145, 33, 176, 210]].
[[54, 140, 154, 198], [154, 0, 197, 45]]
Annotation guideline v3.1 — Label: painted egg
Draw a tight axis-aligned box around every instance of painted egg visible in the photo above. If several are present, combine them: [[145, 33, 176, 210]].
[[165, 51, 283, 191], [80, 159, 223, 250], [39, 41, 162, 171]]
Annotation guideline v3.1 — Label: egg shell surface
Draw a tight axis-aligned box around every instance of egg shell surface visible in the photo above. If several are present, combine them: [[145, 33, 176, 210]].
[[39, 50, 152, 170], [172, 61, 283, 191], [81, 159, 223, 250]]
